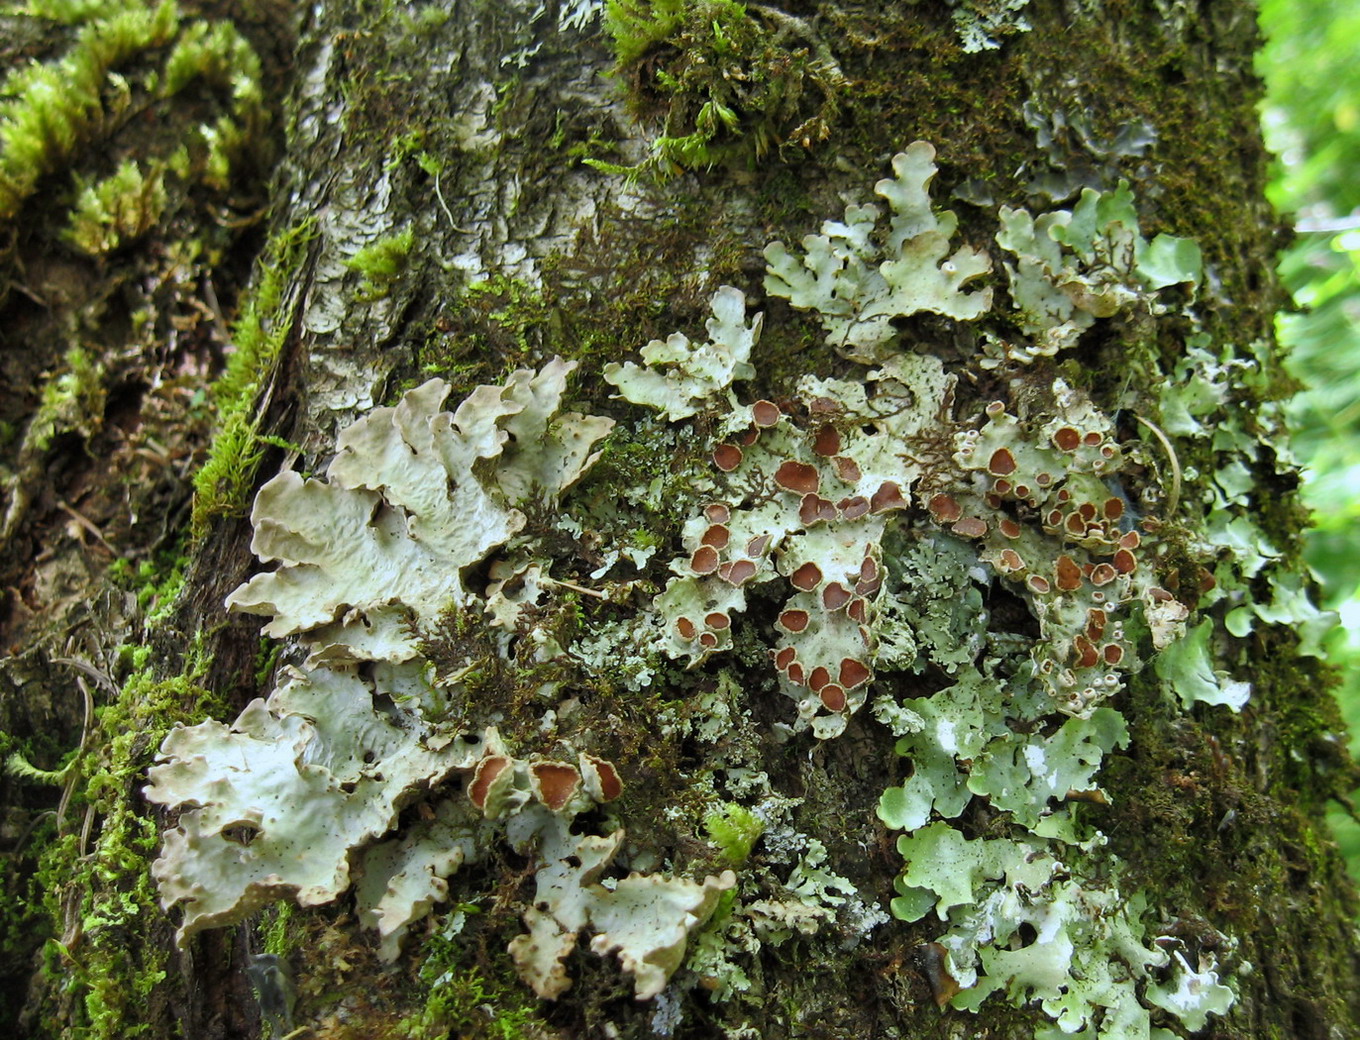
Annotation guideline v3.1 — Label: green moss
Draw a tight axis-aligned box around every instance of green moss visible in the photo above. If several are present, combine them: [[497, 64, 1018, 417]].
[[0, 0, 272, 296], [404, 275, 559, 398], [399, 957, 543, 1040], [107, 544, 189, 626], [26, 345, 105, 454], [27, 635, 221, 1039], [346, 227, 416, 299], [22, 0, 131, 25], [190, 217, 317, 540], [703, 803, 764, 866], [595, 0, 845, 180], [602, 0, 693, 68], [262, 902, 298, 957], [0, 0, 179, 220], [162, 18, 263, 100], [64, 158, 169, 255]]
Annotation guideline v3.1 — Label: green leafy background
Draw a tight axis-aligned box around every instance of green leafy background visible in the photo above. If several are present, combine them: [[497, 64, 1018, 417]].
[[1260, 0, 1360, 876]]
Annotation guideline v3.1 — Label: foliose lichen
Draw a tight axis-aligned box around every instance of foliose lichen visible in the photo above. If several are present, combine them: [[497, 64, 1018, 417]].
[[148, 358, 732, 1001], [593, 142, 1274, 1035], [146, 140, 1317, 1036]]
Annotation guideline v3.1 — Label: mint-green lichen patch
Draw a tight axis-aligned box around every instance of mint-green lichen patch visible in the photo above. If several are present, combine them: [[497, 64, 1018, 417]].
[[1138, 232, 1204, 290], [144, 663, 484, 945], [699, 144, 1242, 1035], [994, 182, 1201, 363], [891, 824, 1220, 1038], [225, 361, 612, 663], [1148, 334, 1339, 658], [603, 285, 760, 420], [505, 807, 734, 1001], [1144, 950, 1236, 1032], [764, 141, 992, 362], [879, 664, 1130, 834], [948, 0, 1033, 53], [1154, 619, 1251, 710]]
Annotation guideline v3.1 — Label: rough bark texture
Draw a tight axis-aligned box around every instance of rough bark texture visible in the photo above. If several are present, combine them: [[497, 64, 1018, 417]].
[[2, 1, 1358, 1038]]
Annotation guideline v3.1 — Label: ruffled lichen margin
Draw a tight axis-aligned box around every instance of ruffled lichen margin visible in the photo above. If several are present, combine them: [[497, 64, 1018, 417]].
[[139, 139, 1329, 1037]]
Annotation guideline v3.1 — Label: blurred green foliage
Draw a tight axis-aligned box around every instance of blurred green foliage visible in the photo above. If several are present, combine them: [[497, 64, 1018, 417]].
[[1258, 0, 1360, 875]]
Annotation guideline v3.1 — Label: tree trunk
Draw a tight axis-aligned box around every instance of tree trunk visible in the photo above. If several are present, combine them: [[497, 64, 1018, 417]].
[[3, 0, 1358, 1038]]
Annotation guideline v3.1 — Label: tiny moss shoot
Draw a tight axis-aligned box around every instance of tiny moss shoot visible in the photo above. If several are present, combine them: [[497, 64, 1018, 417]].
[[346, 227, 416, 299]]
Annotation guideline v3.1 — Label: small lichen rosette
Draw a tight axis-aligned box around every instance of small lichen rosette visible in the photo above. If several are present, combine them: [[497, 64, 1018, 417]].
[[225, 358, 613, 662], [994, 181, 1202, 363], [466, 748, 733, 1001], [602, 284, 760, 420], [503, 807, 735, 1001], [763, 140, 992, 362]]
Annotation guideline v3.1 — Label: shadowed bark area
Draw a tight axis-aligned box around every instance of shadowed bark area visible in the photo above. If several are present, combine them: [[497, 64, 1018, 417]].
[[1, 1, 1357, 1038]]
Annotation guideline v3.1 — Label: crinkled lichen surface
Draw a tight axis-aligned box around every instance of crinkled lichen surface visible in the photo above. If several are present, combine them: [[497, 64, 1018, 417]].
[[147, 141, 1319, 1035]]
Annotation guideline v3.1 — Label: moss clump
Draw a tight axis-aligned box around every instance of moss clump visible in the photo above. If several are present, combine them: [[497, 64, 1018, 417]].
[[595, 0, 845, 180], [396, 912, 546, 1040], [0, 0, 179, 221], [190, 217, 316, 540], [107, 545, 189, 626], [26, 345, 106, 454], [26, 638, 221, 1039], [64, 159, 169, 256], [0, 0, 269, 233], [346, 228, 416, 300], [704, 803, 764, 866]]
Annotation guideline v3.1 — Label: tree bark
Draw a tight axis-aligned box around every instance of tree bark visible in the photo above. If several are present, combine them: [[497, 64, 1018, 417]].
[[2, 1, 1358, 1038]]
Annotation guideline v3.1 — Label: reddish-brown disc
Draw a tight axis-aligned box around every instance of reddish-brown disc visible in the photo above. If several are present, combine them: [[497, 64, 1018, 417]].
[[713, 444, 743, 471], [839, 658, 871, 689], [752, 400, 781, 427], [691, 545, 719, 574], [819, 685, 847, 712], [790, 561, 823, 591], [775, 460, 820, 494], [812, 425, 842, 456]]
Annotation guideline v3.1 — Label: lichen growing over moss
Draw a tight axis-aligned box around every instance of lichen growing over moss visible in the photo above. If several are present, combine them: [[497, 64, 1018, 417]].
[[145, 138, 1320, 1037], [152, 360, 736, 1004], [591, 144, 1278, 1035]]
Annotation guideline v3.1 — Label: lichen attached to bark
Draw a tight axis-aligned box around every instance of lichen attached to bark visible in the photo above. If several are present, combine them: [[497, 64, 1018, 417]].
[[145, 140, 1325, 1038]]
